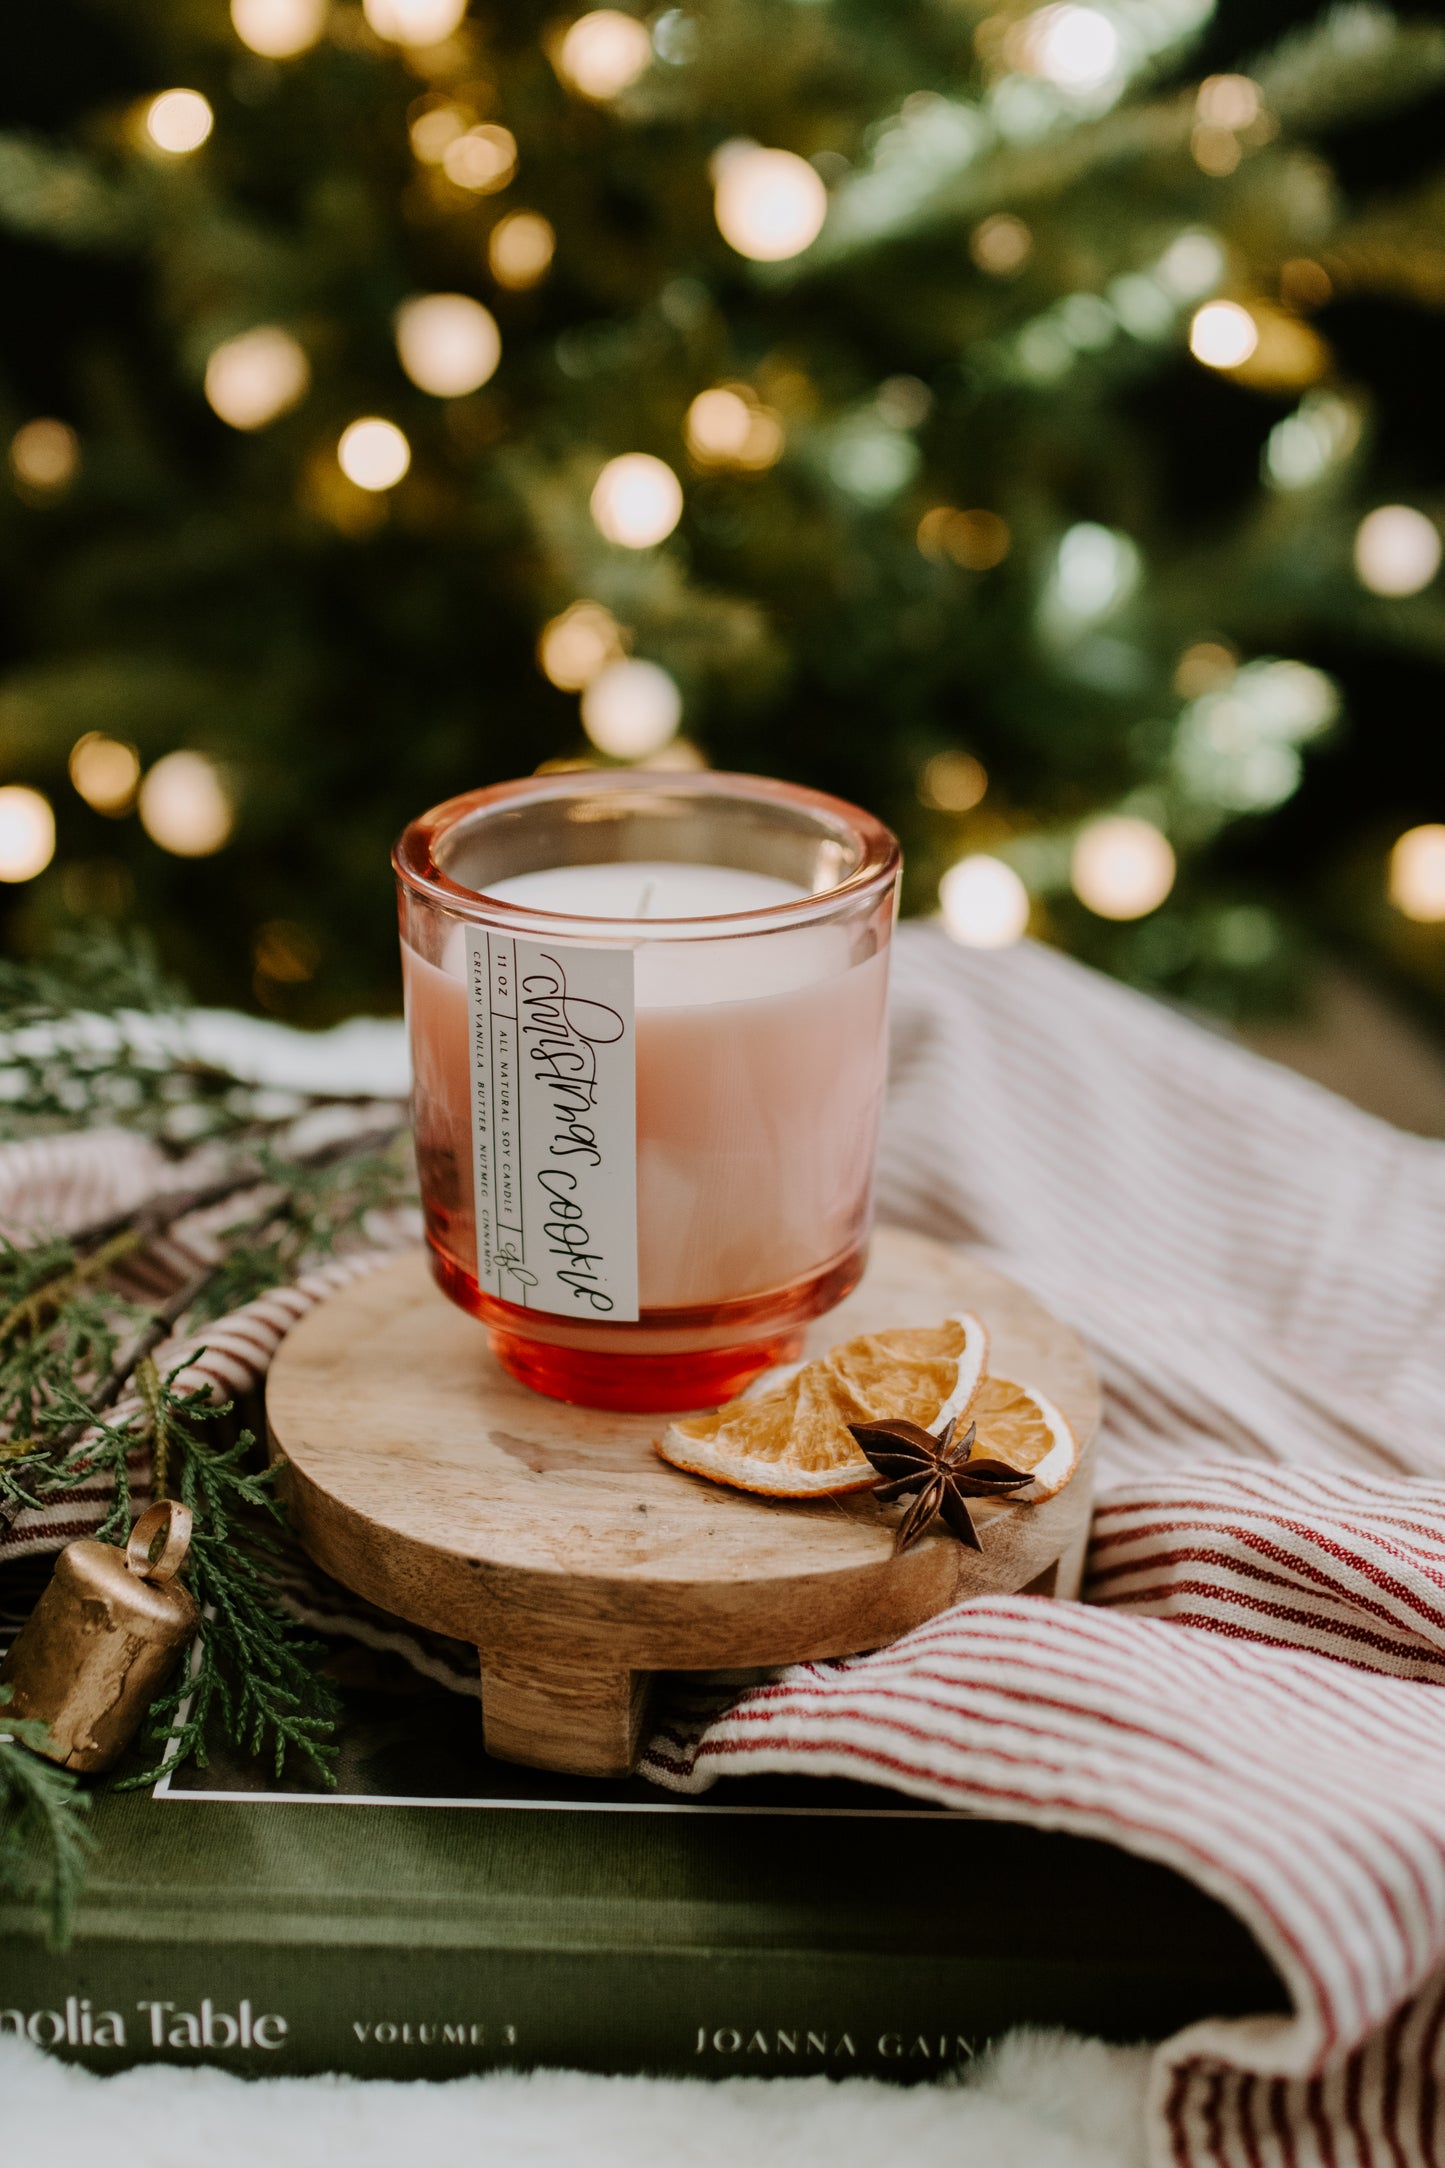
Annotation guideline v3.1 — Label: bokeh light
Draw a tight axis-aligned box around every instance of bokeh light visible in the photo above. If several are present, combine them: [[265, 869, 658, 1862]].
[[1016, 6, 1120, 91], [145, 91, 214, 155], [1071, 817, 1176, 920], [204, 327, 310, 430], [9, 419, 80, 492], [1390, 826, 1445, 922], [489, 211, 555, 290], [538, 601, 624, 690], [590, 453, 683, 547], [684, 386, 784, 471], [230, 0, 327, 58], [556, 11, 653, 100], [139, 753, 233, 857], [1173, 641, 1236, 698], [70, 734, 141, 815], [1280, 258, 1332, 311], [581, 659, 682, 759], [442, 125, 517, 194], [395, 294, 501, 397], [939, 855, 1030, 948], [362, 0, 467, 44], [969, 214, 1032, 276], [1156, 231, 1225, 302], [1189, 301, 1259, 369], [918, 751, 988, 812], [1191, 125, 1240, 178], [0, 789, 55, 883], [917, 507, 1010, 570], [1196, 74, 1260, 129], [337, 418, 411, 491], [409, 104, 467, 164], [713, 144, 827, 263], [1354, 506, 1442, 598], [1052, 522, 1139, 619]]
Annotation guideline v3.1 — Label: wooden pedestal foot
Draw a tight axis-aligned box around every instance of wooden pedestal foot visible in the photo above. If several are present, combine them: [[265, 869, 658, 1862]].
[[479, 1651, 657, 1777]]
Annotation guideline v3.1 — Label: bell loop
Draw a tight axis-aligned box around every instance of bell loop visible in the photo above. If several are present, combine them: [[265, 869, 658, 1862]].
[[124, 1499, 193, 1585]]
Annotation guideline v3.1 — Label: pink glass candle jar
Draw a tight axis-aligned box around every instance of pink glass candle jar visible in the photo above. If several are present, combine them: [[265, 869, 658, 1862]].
[[393, 771, 900, 1412]]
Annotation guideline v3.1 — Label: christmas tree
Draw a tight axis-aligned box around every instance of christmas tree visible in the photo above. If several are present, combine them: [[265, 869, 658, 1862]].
[[1, 0, 1444, 1022]]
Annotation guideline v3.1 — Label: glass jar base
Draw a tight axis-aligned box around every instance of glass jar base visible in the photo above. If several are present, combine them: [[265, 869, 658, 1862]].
[[486, 1326, 807, 1413], [427, 1237, 866, 1412]]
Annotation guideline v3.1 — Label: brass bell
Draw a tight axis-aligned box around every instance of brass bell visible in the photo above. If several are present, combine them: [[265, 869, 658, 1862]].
[[0, 1501, 199, 1773]]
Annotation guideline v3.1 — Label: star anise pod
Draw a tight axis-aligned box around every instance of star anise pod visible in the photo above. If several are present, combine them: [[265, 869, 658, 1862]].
[[847, 1414, 1035, 1555]]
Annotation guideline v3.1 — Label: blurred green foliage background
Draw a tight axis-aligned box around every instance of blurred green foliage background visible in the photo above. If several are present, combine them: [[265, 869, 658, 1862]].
[[1, 0, 1444, 1026]]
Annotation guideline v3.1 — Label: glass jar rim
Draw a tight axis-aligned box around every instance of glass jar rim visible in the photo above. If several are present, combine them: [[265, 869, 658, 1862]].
[[392, 770, 901, 934]]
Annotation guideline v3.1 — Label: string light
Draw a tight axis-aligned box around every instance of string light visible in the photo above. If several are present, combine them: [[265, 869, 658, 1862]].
[[1280, 258, 1332, 311], [590, 453, 683, 547], [1071, 816, 1175, 919], [580, 659, 682, 759], [489, 211, 555, 290], [918, 752, 987, 812], [712, 143, 827, 263], [395, 294, 501, 397], [1051, 522, 1139, 619], [969, 214, 1032, 276], [69, 734, 141, 815], [361, 0, 467, 45], [1173, 641, 1236, 698], [442, 126, 517, 194], [1015, 6, 1120, 91], [1389, 826, 1445, 922], [1196, 74, 1260, 130], [537, 601, 624, 690], [9, 419, 80, 492], [0, 793, 52, 895], [1189, 300, 1258, 369], [556, 11, 653, 100], [204, 327, 310, 430], [409, 104, 467, 164], [1353, 506, 1442, 598], [1156, 231, 1225, 302], [230, 0, 327, 58], [917, 507, 1010, 570], [939, 856, 1029, 949], [1191, 126, 1240, 178], [684, 386, 784, 470], [145, 90, 214, 155], [337, 418, 411, 492], [0, 789, 54, 884], [138, 753, 233, 857]]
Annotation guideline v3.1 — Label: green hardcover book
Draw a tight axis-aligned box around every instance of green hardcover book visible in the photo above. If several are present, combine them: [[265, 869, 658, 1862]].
[[0, 1662, 1284, 2081]]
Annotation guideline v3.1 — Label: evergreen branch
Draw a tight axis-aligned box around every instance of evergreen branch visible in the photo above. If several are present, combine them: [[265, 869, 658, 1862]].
[[0, 1694, 94, 1947], [0, 131, 137, 253], [121, 1374, 340, 1790], [1254, 4, 1445, 132]]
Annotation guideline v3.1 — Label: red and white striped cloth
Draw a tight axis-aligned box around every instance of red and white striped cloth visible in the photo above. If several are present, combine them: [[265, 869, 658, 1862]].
[[6, 929, 1445, 2163], [634, 929, 1445, 2167]]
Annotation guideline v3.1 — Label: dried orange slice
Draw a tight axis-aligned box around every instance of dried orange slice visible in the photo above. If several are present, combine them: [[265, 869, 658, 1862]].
[[970, 1374, 1078, 1500], [657, 1315, 988, 1497]]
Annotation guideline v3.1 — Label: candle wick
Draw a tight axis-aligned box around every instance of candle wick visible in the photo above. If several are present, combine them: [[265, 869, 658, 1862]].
[[635, 879, 656, 918]]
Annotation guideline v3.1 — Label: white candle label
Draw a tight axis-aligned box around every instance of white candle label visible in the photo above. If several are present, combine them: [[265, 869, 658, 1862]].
[[464, 932, 639, 1321]]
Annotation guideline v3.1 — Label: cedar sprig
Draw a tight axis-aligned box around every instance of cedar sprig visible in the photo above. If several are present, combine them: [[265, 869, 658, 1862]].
[[0, 1694, 94, 1948], [121, 1364, 340, 1789], [0, 928, 412, 1935], [186, 1131, 413, 1325], [0, 1233, 148, 1523]]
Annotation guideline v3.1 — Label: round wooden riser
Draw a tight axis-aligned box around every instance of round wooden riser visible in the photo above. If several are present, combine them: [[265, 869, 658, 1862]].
[[266, 1228, 1101, 1779]]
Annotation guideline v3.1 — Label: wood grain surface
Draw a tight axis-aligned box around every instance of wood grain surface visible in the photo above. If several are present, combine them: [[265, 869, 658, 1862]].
[[266, 1228, 1100, 1775]]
